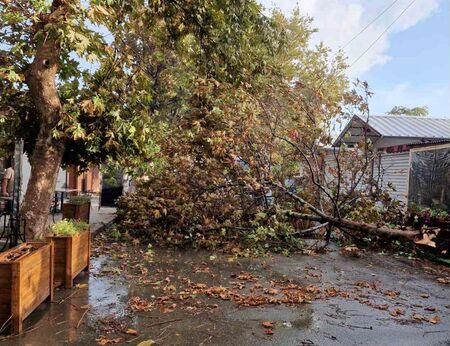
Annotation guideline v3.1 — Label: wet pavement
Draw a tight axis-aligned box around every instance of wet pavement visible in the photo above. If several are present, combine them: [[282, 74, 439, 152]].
[[1, 238, 449, 346]]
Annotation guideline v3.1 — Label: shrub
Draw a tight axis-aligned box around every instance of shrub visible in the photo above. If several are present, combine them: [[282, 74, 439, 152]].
[[51, 219, 89, 236]]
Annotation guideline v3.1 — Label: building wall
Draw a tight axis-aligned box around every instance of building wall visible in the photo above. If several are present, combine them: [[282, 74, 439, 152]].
[[374, 137, 423, 149], [374, 152, 410, 205], [66, 166, 101, 193]]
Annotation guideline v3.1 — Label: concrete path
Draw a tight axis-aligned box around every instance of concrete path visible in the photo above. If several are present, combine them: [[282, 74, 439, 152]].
[[0, 238, 449, 346]]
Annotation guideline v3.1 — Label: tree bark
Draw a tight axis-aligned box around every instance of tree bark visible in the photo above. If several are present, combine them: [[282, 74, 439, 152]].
[[284, 211, 420, 241], [22, 36, 64, 240]]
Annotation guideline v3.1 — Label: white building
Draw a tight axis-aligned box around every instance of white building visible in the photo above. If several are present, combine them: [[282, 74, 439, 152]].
[[333, 115, 450, 208]]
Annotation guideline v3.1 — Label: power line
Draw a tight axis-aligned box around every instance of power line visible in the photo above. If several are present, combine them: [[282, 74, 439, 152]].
[[349, 0, 418, 68], [341, 0, 400, 50]]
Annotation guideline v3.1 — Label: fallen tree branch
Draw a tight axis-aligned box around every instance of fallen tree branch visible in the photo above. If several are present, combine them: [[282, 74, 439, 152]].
[[292, 222, 329, 236], [283, 210, 419, 241], [269, 181, 328, 219]]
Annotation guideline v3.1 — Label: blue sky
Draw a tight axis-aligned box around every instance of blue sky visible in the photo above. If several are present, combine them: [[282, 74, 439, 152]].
[[364, 0, 449, 117], [258, 0, 449, 118]]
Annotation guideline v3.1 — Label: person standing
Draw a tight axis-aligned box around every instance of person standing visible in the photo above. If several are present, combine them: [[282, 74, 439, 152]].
[[1, 158, 14, 211]]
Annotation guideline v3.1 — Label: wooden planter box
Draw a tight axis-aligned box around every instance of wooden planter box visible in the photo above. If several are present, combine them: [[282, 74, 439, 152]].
[[62, 202, 91, 223], [47, 229, 91, 289], [0, 242, 53, 334]]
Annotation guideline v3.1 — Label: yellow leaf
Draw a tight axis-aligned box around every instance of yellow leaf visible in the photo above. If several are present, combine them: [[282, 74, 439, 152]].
[[125, 328, 138, 335], [137, 340, 155, 346], [76, 283, 88, 289], [414, 233, 436, 248]]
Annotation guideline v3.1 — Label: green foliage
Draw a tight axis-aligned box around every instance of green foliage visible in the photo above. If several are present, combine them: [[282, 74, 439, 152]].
[[51, 219, 89, 236], [387, 106, 428, 117], [342, 191, 405, 225], [66, 195, 91, 205], [110, 225, 121, 241], [1, 0, 284, 172]]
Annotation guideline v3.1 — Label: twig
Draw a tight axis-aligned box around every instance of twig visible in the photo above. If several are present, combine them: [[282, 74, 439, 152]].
[[126, 334, 143, 343], [423, 330, 450, 336], [0, 316, 12, 334], [55, 328, 70, 335], [292, 222, 329, 236], [59, 290, 78, 304], [347, 324, 373, 330], [76, 306, 91, 329], [147, 318, 183, 328], [199, 335, 212, 346]]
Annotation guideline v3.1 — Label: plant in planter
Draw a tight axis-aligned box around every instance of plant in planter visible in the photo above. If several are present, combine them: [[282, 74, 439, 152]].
[[47, 220, 90, 289], [0, 242, 53, 334], [62, 195, 91, 223]]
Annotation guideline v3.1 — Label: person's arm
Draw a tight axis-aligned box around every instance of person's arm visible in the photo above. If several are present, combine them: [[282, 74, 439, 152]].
[[1, 177, 8, 196]]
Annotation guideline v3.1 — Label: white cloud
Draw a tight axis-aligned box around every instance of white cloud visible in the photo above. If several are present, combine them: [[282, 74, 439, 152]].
[[258, 0, 439, 77], [370, 82, 450, 116]]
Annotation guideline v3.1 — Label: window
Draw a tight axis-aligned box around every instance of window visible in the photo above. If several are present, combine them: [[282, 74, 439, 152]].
[[408, 145, 450, 211]]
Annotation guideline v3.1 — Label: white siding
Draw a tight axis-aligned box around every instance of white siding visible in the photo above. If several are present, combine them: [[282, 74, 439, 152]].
[[376, 152, 410, 204]]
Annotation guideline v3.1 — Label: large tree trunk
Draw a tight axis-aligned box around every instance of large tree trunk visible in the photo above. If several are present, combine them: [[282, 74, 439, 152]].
[[22, 36, 64, 240]]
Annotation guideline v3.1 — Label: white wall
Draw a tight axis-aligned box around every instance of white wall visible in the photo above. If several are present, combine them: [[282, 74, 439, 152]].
[[324, 149, 410, 205], [374, 151, 410, 205]]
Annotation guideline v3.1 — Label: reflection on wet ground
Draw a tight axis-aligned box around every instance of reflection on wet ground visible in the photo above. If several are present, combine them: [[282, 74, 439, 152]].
[[1, 238, 449, 346]]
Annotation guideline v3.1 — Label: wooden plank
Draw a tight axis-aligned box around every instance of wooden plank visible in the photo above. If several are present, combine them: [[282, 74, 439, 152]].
[[11, 262, 22, 334], [48, 230, 90, 288], [20, 245, 51, 320], [86, 228, 91, 271], [0, 265, 11, 327], [65, 237, 73, 288], [0, 243, 53, 334], [49, 242, 54, 302]]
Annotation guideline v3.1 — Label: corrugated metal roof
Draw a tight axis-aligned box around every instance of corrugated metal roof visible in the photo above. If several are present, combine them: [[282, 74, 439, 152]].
[[357, 115, 450, 139]]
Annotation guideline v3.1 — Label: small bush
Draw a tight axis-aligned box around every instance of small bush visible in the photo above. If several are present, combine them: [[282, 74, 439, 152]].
[[66, 195, 91, 205], [51, 219, 89, 236]]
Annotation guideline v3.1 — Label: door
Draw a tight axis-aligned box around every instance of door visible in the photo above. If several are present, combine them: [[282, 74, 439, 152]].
[[100, 169, 123, 207]]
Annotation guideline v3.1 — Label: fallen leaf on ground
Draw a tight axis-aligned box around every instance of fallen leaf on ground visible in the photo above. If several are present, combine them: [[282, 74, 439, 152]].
[[127, 297, 154, 311], [420, 294, 429, 298], [265, 329, 274, 335], [76, 283, 88, 289], [414, 232, 437, 248], [96, 336, 123, 345], [412, 313, 424, 321], [125, 328, 138, 335], [237, 272, 256, 281], [137, 340, 155, 346], [424, 315, 441, 324], [426, 316, 441, 324], [266, 288, 278, 295], [424, 307, 436, 312], [389, 308, 405, 317], [374, 303, 389, 310], [383, 290, 400, 298], [80, 304, 92, 310], [436, 277, 449, 284], [262, 321, 274, 328], [341, 246, 361, 257]]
